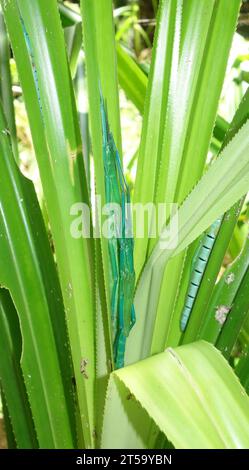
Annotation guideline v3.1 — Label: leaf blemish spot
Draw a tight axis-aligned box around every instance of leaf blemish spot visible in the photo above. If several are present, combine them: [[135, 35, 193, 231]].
[[225, 272, 235, 285], [80, 358, 89, 379], [126, 393, 134, 400], [215, 305, 230, 325], [2, 128, 10, 136]]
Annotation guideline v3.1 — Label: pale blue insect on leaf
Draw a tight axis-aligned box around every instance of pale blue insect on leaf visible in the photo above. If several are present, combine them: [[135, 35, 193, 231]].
[[180, 217, 222, 332], [100, 92, 136, 369]]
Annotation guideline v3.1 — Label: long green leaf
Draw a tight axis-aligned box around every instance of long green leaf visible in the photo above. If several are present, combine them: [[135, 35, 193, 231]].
[[1, 386, 16, 449], [81, 0, 119, 372], [74, 52, 91, 187], [173, 0, 240, 205], [163, 86, 249, 350], [181, 87, 249, 344], [0, 103, 75, 447], [148, 0, 240, 354], [102, 341, 249, 448], [64, 22, 83, 78], [59, 2, 81, 27], [0, 9, 18, 160], [2, 0, 95, 447], [216, 267, 249, 359], [134, 0, 240, 280], [179, 203, 243, 345], [0, 289, 37, 448], [127, 116, 249, 364], [81, 0, 121, 155], [236, 340, 249, 394], [200, 236, 249, 343], [116, 43, 147, 114], [128, 0, 240, 365], [134, 0, 182, 276]]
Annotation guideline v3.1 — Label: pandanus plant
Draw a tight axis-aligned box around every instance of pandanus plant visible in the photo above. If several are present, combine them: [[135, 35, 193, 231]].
[[1, 0, 249, 449]]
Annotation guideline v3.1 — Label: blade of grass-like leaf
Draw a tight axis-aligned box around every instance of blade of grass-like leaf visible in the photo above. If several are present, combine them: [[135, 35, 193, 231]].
[[59, 0, 229, 151], [93, 0, 122, 155], [200, 236, 249, 343], [216, 266, 249, 359], [58, 0, 91, 187], [127, 116, 249, 364], [141, 0, 240, 359], [94, 239, 113, 446], [0, 104, 75, 447], [59, 2, 81, 28], [158, 240, 199, 350], [58, 2, 147, 120], [154, 0, 214, 206], [116, 41, 228, 165], [0, 289, 37, 448], [173, 0, 240, 205], [0, 10, 18, 160], [133, 0, 238, 308], [81, 0, 122, 155], [236, 343, 249, 394], [150, 254, 186, 353], [81, 0, 119, 372], [228, 221, 247, 260], [116, 43, 147, 114], [2, 0, 94, 447], [133, 0, 182, 277], [148, 0, 239, 251], [181, 203, 244, 345], [102, 341, 249, 448], [61, 0, 228, 157], [74, 51, 90, 188], [161, 88, 249, 349], [64, 22, 82, 78], [214, 115, 229, 144], [171, 122, 249, 257], [180, 88, 249, 345], [117, 41, 229, 152], [0, 386, 16, 449]]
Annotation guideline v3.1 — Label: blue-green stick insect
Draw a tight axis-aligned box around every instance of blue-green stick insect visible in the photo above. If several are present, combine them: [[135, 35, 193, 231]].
[[180, 217, 222, 332], [100, 94, 136, 369]]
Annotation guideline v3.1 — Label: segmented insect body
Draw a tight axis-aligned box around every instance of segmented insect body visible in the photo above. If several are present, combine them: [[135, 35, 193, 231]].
[[180, 217, 222, 332], [114, 193, 136, 369], [101, 121, 120, 339], [20, 17, 43, 114], [100, 97, 136, 369]]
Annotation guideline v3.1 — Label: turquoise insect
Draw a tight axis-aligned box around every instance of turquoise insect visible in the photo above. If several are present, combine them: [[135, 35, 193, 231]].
[[100, 96, 136, 369], [180, 218, 222, 332]]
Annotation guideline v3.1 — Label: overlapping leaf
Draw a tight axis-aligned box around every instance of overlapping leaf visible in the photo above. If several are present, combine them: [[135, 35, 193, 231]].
[[2, 0, 95, 447], [103, 341, 249, 449], [0, 103, 75, 447]]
